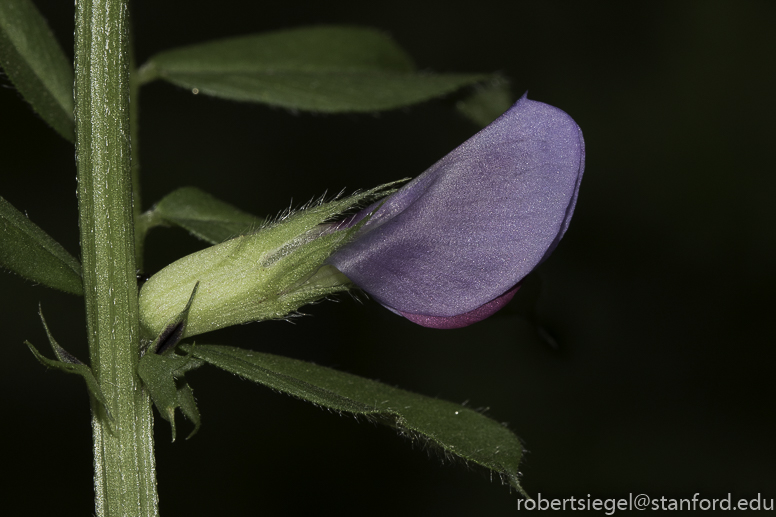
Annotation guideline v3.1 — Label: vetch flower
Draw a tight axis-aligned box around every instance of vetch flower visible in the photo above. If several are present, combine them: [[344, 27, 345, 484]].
[[138, 95, 582, 339], [326, 94, 585, 329]]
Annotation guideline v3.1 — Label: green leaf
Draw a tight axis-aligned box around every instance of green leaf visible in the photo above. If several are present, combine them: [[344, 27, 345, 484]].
[[0, 196, 82, 295], [138, 351, 203, 441], [0, 0, 74, 141], [181, 343, 526, 493], [457, 76, 514, 127], [139, 26, 489, 113], [143, 187, 264, 245], [26, 309, 111, 418]]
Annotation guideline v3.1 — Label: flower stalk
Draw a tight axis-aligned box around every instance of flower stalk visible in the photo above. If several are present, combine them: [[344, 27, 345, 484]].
[[74, 0, 158, 515]]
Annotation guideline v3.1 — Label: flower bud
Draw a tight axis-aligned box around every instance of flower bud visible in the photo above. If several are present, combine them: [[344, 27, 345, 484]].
[[139, 186, 393, 339]]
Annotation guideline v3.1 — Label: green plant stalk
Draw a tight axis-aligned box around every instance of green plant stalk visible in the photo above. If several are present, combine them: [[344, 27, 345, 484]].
[[74, 1, 158, 516], [129, 27, 145, 269]]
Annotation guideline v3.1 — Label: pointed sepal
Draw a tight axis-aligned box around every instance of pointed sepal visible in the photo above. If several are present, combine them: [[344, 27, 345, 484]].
[[138, 284, 203, 440], [144, 282, 200, 356]]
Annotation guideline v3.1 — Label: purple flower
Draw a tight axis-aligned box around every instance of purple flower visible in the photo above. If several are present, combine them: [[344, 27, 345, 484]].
[[327, 94, 585, 329]]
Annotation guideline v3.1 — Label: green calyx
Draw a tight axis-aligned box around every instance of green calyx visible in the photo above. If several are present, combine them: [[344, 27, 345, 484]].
[[138, 183, 399, 339]]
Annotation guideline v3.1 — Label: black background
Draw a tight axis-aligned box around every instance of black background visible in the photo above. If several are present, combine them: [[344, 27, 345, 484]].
[[2, 1, 774, 515]]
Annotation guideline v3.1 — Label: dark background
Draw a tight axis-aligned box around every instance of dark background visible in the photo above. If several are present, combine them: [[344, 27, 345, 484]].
[[2, 1, 774, 515]]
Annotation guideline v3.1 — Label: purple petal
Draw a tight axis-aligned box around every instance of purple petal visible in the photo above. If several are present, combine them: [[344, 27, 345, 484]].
[[398, 283, 521, 329], [328, 94, 584, 322]]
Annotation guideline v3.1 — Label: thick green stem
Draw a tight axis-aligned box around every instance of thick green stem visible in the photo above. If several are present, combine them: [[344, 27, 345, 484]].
[[74, 1, 158, 516], [129, 29, 144, 270]]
